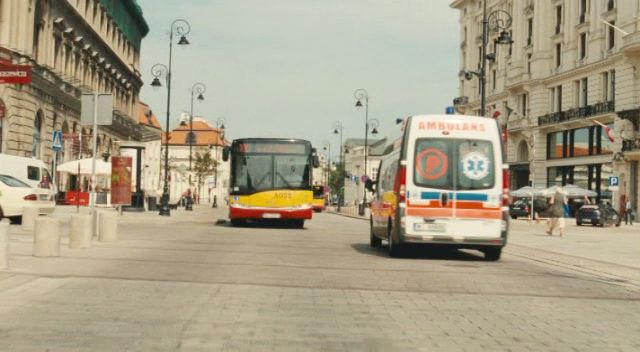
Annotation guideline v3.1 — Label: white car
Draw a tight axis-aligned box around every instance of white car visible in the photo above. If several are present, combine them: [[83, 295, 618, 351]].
[[0, 174, 55, 224]]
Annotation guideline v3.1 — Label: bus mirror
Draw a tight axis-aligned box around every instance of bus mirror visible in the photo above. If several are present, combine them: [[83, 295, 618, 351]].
[[364, 179, 375, 193], [222, 147, 230, 162], [312, 155, 320, 168]]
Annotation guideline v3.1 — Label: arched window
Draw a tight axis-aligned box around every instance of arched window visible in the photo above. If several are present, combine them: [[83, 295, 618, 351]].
[[33, 110, 43, 158], [517, 140, 529, 163]]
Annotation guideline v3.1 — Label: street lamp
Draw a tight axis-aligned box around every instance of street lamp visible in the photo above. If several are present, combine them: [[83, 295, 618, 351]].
[[354, 88, 373, 216], [150, 18, 191, 217], [213, 117, 226, 192], [322, 140, 331, 187], [188, 82, 206, 174], [462, 5, 512, 117], [333, 121, 344, 211]]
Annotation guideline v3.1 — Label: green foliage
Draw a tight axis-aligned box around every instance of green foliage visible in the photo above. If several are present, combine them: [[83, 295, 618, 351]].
[[193, 148, 219, 189], [328, 162, 346, 201]]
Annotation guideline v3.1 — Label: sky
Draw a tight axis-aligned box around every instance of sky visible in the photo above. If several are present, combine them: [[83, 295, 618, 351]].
[[138, 0, 460, 159]]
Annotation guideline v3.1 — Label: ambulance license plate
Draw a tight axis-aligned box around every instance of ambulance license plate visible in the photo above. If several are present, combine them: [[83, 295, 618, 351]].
[[414, 223, 446, 233]]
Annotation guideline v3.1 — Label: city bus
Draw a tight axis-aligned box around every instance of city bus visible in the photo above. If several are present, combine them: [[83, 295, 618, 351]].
[[223, 138, 320, 227], [312, 185, 326, 212]]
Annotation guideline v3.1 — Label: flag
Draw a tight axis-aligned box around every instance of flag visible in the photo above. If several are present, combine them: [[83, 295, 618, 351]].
[[493, 110, 501, 119], [593, 120, 614, 143]]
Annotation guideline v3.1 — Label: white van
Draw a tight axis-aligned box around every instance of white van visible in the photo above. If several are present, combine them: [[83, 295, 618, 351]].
[[0, 154, 55, 194], [368, 114, 509, 260]]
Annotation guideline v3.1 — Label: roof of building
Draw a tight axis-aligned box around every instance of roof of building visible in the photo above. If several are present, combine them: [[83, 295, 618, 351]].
[[99, 0, 149, 50], [138, 102, 161, 129], [161, 117, 227, 147]]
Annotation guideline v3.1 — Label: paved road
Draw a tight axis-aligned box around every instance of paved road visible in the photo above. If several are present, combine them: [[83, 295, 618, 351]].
[[1, 208, 639, 351]]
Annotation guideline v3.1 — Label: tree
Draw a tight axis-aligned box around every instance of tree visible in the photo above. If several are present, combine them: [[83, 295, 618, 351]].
[[192, 148, 219, 201], [328, 162, 346, 205]]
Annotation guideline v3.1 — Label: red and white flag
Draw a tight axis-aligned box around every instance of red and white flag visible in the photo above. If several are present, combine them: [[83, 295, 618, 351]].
[[594, 120, 614, 143]]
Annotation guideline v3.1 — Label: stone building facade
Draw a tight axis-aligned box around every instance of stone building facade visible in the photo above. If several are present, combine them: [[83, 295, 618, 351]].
[[451, 0, 640, 212], [0, 0, 148, 186]]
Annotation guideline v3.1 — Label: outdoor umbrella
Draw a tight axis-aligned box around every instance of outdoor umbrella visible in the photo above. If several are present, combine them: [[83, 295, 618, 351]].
[[57, 158, 111, 175], [509, 186, 545, 198], [542, 184, 597, 198]]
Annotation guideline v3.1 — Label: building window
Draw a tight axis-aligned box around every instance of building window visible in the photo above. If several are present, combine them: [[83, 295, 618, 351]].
[[607, 0, 615, 11], [579, 0, 588, 23], [574, 80, 581, 107], [550, 86, 563, 112], [33, 111, 43, 158], [571, 128, 590, 157], [520, 93, 529, 117], [555, 6, 562, 34], [526, 53, 532, 73], [547, 131, 566, 159], [579, 33, 587, 59], [581, 77, 588, 107], [555, 43, 562, 68], [608, 21, 616, 50], [492, 69, 497, 90], [527, 18, 533, 46]]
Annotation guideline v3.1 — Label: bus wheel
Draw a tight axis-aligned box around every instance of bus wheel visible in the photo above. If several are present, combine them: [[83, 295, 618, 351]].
[[370, 218, 381, 248], [230, 219, 245, 227], [483, 247, 502, 261], [290, 220, 304, 229]]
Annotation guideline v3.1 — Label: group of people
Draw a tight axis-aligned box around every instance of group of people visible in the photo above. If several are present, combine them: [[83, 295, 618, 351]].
[[545, 186, 635, 236]]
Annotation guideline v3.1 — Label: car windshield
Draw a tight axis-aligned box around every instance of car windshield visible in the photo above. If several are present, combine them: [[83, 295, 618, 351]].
[[0, 174, 30, 188]]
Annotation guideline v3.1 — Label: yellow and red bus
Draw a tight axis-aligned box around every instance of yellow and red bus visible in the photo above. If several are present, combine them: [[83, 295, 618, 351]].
[[312, 185, 326, 212], [223, 138, 320, 227]]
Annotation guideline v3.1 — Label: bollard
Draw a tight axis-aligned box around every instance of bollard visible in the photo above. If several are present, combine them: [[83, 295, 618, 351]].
[[0, 221, 9, 269], [98, 212, 118, 242], [70, 214, 92, 249], [33, 218, 60, 257], [21, 207, 39, 232]]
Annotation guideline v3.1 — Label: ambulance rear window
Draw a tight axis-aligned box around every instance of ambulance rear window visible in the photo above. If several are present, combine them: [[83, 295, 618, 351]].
[[414, 139, 494, 190]]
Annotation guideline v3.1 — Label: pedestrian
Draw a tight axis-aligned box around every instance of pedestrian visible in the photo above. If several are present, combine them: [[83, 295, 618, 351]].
[[625, 198, 634, 225], [546, 186, 567, 237]]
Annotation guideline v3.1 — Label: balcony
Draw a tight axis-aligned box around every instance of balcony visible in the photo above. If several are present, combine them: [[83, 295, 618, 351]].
[[507, 117, 530, 131], [622, 139, 640, 153], [622, 31, 640, 60], [538, 101, 615, 126]]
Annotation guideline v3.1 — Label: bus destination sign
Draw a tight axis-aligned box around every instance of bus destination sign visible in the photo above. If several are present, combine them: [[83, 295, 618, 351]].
[[235, 142, 307, 154]]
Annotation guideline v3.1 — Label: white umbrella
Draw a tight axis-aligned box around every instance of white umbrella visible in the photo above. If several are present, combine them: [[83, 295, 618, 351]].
[[543, 184, 597, 198], [57, 158, 111, 176], [510, 186, 545, 198]]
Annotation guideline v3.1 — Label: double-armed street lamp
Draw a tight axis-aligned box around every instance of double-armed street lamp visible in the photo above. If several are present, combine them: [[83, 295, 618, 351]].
[[462, 2, 513, 116], [150, 19, 192, 216], [322, 141, 331, 187], [354, 89, 379, 216]]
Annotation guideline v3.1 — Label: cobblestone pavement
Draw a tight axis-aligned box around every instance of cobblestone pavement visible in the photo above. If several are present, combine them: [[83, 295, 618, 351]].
[[0, 207, 639, 351]]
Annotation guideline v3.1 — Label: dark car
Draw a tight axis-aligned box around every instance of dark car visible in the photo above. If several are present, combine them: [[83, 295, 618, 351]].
[[509, 199, 548, 219], [576, 204, 621, 227]]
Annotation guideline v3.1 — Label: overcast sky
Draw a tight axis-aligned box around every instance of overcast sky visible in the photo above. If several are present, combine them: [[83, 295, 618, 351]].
[[138, 0, 460, 158]]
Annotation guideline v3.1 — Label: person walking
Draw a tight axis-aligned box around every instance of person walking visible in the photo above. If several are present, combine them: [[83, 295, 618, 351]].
[[625, 198, 634, 225], [547, 186, 567, 237]]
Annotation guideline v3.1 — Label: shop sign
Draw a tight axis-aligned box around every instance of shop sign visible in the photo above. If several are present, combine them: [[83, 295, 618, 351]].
[[111, 156, 132, 205], [0, 64, 32, 84]]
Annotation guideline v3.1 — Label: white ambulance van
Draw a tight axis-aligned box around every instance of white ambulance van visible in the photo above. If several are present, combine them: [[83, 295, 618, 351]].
[[369, 114, 509, 260]]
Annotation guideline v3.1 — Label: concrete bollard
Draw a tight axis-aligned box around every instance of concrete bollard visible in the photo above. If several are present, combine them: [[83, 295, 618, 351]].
[[69, 214, 92, 249], [33, 218, 61, 257], [21, 207, 39, 232], [98, 212, 118, 242], [0, 220, 9, 269]]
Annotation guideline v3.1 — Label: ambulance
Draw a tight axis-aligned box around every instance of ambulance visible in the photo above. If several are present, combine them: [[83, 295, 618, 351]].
[[367, 115, 509, 260]]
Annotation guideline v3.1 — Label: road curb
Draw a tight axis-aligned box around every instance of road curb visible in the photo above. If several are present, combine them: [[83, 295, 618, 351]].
[[327, 211, 367, 221]]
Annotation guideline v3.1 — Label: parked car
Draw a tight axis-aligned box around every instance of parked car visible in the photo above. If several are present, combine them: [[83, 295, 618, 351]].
[[576, 204, 621, 227], [0, 174, 55, 224], [509, 198, 548, 219]]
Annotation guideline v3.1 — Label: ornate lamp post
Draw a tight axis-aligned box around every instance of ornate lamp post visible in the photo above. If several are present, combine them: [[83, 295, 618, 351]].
[[354, 88, 373, 216], [150, 19, 191, 216], [333, 121, 344, 211], [188, 82, 206, 174], [463, 5, 513, 116]]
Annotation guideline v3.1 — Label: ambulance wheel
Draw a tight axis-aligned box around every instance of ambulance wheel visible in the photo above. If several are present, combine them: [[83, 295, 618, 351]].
[[483, 247, 502, 261], [387, 222, 403, 257], [370, 218, 381, 248]]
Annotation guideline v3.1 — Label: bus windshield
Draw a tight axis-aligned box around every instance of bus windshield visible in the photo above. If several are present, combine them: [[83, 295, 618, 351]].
[[233, 154, 311, 193]]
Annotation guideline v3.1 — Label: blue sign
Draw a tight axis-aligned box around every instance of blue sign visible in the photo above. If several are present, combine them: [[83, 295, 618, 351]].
[[609, 176, 619, 187], [445, 106, 455, 115], [52, 130, 63, 152]]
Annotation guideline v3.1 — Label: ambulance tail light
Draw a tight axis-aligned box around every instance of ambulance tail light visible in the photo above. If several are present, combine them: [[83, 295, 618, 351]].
[[395, 165, 407, 203], [502, 168, 510, 207]]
